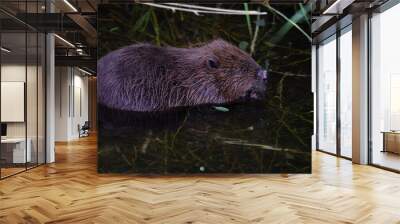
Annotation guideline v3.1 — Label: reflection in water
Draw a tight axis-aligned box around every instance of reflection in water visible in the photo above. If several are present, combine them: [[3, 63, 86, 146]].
[[98, 98, 311, 173]]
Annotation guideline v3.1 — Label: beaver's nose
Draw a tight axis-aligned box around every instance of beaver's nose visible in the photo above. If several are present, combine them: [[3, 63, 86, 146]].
[[257, 69, 268, 82]]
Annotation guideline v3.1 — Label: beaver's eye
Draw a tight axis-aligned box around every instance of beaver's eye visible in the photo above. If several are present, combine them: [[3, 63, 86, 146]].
[[207, 58, 219, 69], [240, 65, 249, 73]]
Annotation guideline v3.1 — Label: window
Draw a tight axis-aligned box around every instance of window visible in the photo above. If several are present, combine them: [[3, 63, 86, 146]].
[[317, 25, 353, 158], [317, 35, 337, 154], [339, 27, 352, 158], [370, 3, 400, 171]]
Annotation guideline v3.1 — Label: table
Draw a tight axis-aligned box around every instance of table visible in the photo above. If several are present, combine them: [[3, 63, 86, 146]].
[[1, 138, 31, 163], [382, 131, 400, 154]]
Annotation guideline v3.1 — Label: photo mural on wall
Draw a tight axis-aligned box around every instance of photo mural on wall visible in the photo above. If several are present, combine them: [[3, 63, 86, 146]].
[[97, 2, 312, 173]]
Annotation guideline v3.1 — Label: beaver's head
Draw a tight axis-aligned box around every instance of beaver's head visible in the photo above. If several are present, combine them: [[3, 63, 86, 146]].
[[200, 39, 268, 103]]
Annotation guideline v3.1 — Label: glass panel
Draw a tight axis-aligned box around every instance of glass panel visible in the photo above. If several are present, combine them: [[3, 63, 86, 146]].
[[340, 28, 352, 158], [0, 1, 46, 178], [371, 4, 400, 171], [1, 31, 27, 177], [38, 32, 45, 165], [318, 36, 337, 154]]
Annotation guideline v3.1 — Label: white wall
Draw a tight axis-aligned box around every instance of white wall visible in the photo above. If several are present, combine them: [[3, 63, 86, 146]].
[[1, 65, 41, 137], [55, 67, 89, 141], [1, 63, 46, 164], [55, 66, 70, 141], [1, 65, 26, 139], [72, 73, 89, 138]]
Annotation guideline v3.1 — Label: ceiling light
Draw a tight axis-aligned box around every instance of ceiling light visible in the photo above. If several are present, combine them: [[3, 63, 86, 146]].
[[322, 0, 354, 15], [323, 0, 341, 14], [76, 48, 85, 55], [1, 47, 11, 53], [63, 0, 78, 12], [54, 34, 75, 48], [78, 67, 93, 76]]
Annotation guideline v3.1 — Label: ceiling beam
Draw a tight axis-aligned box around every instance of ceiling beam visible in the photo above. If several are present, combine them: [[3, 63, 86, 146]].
[[55, 55, 97, 72], [53, 0, 97, 47]]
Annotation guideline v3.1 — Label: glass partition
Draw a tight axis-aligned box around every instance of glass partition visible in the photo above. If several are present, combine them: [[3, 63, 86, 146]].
[[0, 1, 46, 179], [1, 31, 28, 177]]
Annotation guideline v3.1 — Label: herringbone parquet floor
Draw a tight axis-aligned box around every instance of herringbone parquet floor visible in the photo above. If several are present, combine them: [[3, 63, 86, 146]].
[[1, 135, 400, 224]]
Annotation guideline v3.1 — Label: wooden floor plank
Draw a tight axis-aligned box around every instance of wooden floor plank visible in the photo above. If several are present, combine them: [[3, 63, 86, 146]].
[[0, 135, 400, 224]]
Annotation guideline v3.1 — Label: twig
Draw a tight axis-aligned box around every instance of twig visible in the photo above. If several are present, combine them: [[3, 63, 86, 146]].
[[215, 136, 307, 154], [270, 70, 310, 77], [141, 3, 268, 16], [166, 3, 266, 15]]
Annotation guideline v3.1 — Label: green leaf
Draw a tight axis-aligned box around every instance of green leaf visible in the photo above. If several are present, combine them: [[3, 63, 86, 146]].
[[132, 11, 150, 33], [213, 106, 230, 112], [243, 3, 253, 38], [239, 41, 249, 51], [109, 27, 119, 32], [151, 9, 161, 46]]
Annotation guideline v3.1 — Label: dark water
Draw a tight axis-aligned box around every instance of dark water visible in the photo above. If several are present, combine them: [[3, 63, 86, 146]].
[[98, 90, 312, 174]]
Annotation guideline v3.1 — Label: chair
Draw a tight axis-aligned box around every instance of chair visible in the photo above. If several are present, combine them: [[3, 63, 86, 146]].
[[78, 121, 90, 138]]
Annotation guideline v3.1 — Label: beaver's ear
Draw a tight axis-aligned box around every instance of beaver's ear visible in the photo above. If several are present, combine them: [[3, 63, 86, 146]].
[[207, 58, 220, 69]]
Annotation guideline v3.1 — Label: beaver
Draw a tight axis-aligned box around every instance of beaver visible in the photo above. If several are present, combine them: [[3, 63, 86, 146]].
[[98, 39, 268, 112]]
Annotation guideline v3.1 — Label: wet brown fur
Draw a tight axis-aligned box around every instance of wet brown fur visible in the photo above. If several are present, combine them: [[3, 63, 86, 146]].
[[98, 39, 263, 112]]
